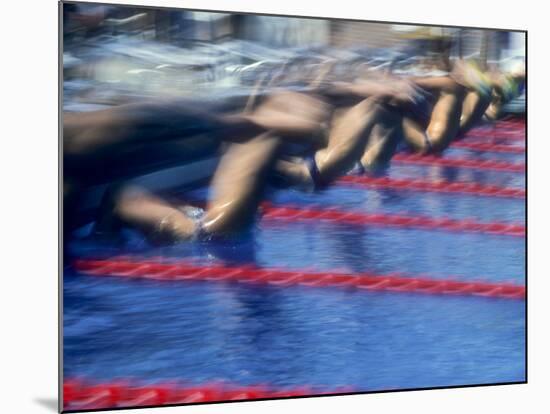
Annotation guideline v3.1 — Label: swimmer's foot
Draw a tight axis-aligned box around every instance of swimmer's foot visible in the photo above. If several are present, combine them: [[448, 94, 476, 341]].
[[149, 209, 199, 244]]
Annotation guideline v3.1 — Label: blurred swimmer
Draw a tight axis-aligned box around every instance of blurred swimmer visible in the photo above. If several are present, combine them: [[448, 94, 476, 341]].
[[455, 60, 494, 136], [262, 76, 420, 188], [63, 96, 327, 189], [455, 32, 494, 135], [64, 94, 329, 241], [401, 72, 466, 154], [95, 132, 281, 242], [90, 84, 414, 242], [386, 29, 471, 153], [484, 60, 525, 121]]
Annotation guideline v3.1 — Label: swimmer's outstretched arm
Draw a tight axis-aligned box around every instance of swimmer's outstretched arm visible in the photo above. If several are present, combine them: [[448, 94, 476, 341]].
[[238, 91, 332, 148], [322, 79, 420, 105], [410, 76, 460, 94], [64, 101, 231, 155], [323, 80, 393, 98]]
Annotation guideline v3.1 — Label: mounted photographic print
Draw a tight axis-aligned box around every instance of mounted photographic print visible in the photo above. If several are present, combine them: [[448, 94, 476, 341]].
[[61, 1, 526, 411]]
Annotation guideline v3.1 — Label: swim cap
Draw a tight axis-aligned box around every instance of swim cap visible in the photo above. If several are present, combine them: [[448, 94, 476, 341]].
[[500, 58, 525, 101], [499, 74, 523, 103]]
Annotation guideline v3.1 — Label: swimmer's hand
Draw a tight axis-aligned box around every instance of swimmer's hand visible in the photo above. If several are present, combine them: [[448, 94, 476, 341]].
[[384, 80, 427, 106]]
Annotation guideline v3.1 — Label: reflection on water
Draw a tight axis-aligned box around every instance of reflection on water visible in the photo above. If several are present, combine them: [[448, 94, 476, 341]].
[[64, 268, 525, 389]]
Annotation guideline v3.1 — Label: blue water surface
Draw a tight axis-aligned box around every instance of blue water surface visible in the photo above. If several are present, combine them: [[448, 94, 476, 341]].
[[64, 157, 526, 393], [64, 269, 525, 390]]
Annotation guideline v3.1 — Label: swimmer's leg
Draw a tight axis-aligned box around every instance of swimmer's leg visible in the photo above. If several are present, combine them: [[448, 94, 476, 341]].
[[98, 133, 280, 242], [484, 98, 503, 121], [401, 116, 431, 153], [271, 97, 386, 187], [360, 108, 403, 171], [425, 87, 466, 151], [101, 185, 198, 244], [458, 90, 492, 135], [201, 132, 281, 236], [314, 96, 386, 183], [403, 79, 466, 152]]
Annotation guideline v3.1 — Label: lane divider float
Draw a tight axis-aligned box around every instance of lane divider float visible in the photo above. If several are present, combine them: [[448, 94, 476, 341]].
[[463, 130, 525, 141], [449, 141, 525, 154], [74, 258, 526, 300], [337, 176, 525, 199], [260, 204, 525, 237], [392, 153, 525, 173], [63, 379, 347, 411]]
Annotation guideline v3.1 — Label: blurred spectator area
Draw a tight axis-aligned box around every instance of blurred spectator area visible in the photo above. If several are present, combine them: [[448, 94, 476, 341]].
[[63, 4, 525, 57], [62, 4, 525, 112], [63, 4, 233, 45]]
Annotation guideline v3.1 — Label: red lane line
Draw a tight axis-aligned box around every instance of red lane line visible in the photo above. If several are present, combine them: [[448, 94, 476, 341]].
[[464, 130, 525, 141], [337, 176, 525, 199], [260, 205, 525, 237], [392, 153, 525, 173], [64, 379, 331, 410], [450, 141, 525, 154], [73, 258, 526, 300], [458, 137, 525, 149], [465, 119, 525, 138]]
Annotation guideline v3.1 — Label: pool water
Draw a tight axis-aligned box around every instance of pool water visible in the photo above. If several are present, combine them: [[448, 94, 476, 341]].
[[64, 134, 526, 394]]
